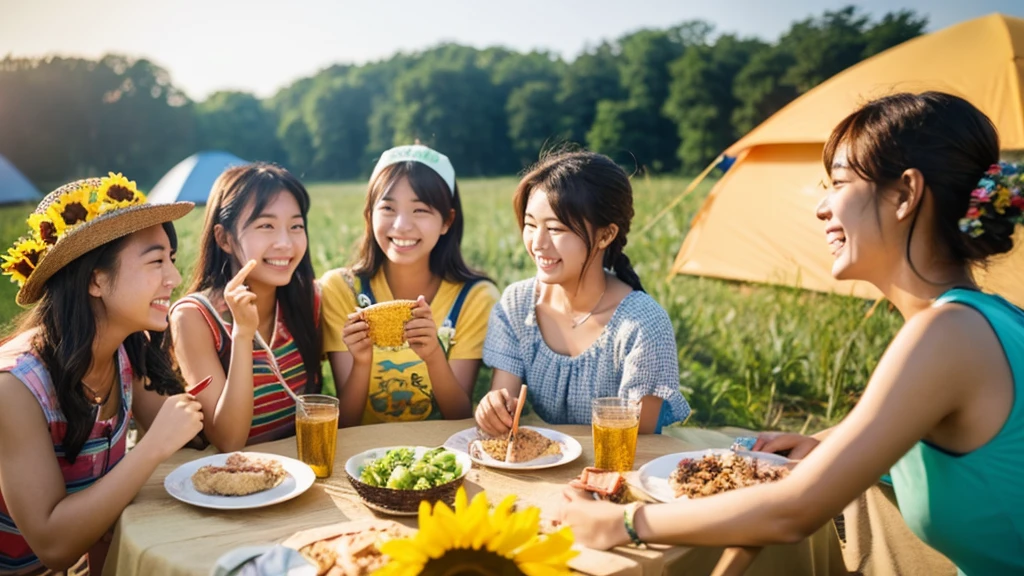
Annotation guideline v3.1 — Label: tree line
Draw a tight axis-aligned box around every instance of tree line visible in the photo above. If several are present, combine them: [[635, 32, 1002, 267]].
[[0, 6, 926, 190]]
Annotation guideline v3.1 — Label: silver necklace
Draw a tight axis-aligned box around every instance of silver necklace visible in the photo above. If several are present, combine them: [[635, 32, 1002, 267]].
[[566, 287, 606, 329]]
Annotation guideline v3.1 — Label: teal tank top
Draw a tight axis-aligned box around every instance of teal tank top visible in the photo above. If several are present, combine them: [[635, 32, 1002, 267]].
[[890, 288, 1024, 576]]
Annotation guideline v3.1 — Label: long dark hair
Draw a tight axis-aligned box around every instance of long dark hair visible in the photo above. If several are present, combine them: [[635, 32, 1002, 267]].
[[351, 161, 488, 283], [513, 150, 645, 291], [5, 222, 183, 463], [823, 92, 1012, 277], [185, 163, 322, 393]]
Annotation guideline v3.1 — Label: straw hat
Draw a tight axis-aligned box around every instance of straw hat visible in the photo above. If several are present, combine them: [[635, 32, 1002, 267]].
[[1, 173, 194, 306]]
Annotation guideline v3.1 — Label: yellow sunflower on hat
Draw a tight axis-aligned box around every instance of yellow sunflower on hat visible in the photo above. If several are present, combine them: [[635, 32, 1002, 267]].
[[44, 186, 100, 232], [375, 487, 578, 576], [27, 212, 64, 246], [97, 172, 145, 212], [1, 237, 48, 286]]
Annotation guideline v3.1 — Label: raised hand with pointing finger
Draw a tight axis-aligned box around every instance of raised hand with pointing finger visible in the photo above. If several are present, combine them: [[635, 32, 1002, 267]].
[[224, 259, 259, 339]]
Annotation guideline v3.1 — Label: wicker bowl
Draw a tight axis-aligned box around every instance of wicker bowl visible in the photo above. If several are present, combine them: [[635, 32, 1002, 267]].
[[345, 446, 472, 516]]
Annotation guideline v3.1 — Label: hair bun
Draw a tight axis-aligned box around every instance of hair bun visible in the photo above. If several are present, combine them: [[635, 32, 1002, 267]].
[[959, 161, 1024, 258]]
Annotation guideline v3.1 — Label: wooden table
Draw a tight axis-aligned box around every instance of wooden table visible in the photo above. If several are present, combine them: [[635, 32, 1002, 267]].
[[104, 419, 845, 576]]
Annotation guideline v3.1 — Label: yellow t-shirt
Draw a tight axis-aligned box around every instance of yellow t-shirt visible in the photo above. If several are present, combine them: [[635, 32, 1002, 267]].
[[320, 268, 499, 425]]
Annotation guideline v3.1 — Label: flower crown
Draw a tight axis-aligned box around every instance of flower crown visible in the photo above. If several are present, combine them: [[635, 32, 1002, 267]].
[[958, 161, 1024, 238], [1, 173, 147, 286]]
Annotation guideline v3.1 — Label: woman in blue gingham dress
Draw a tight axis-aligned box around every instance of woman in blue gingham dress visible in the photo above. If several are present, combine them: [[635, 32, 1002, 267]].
[[474, 152, 689, 436]]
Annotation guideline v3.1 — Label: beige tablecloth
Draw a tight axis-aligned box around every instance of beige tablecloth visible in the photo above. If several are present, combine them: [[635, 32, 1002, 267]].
[[104, 419, 845, 576]]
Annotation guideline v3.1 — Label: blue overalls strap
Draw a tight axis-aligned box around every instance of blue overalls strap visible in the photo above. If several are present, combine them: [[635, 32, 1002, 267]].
[[444, 279, 481, 328], [357, 274, 376, 306]]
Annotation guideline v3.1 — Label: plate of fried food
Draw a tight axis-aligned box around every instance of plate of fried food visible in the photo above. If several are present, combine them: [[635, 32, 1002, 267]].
[[637, 449, 792, 503], [282, 519, 415, 576], [164, 452, 316, 510], [444, 426, 582, 470]]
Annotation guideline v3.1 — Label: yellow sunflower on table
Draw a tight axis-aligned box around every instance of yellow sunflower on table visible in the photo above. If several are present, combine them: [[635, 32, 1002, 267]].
[[375, 487, 578, 576]]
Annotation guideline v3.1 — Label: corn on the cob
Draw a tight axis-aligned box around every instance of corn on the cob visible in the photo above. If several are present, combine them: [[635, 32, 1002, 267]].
[[363, 300, 415, 349]]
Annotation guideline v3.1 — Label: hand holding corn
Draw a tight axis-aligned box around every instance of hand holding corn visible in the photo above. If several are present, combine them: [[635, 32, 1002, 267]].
[[342, 310, 373, 365], [405, 296, 442, 362]]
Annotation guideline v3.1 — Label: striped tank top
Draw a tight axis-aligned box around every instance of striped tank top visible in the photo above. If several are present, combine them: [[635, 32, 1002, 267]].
[[171, 292, 319, 445], [0, 333, 132, 574]]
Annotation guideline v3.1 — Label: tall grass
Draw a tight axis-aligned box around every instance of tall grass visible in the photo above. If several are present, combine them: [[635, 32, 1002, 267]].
[[0, 176, 903, 433]]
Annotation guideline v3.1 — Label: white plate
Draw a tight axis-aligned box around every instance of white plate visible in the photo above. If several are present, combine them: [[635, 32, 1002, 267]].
[[164, 452, 316, 510], [637, 449, 792, 503], [344, 445, 473, 485], [444, 427, 583, 471]]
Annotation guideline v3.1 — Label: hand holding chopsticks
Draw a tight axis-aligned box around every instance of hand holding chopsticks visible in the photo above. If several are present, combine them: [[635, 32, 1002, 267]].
[[504, 385, 528, 462]]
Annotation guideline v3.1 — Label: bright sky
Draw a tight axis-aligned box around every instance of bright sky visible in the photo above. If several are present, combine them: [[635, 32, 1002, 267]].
[[2, 0, 1021, 100]]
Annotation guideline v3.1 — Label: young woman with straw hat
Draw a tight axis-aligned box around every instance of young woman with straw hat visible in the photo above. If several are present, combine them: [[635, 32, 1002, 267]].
[[0, 174, 204, 574]]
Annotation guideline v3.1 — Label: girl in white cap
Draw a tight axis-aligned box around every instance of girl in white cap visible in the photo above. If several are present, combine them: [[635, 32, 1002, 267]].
[[320, 145, 499, 426], [0, 174, 203, 573]]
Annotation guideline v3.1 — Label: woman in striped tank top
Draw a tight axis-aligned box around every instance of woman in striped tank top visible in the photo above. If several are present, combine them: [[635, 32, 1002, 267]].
[[0, 175, 204, 574], [170, 164, 322, 452]]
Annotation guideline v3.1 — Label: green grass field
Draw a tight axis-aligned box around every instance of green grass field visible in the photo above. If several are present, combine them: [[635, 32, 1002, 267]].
[[0, 176, 903, 433]]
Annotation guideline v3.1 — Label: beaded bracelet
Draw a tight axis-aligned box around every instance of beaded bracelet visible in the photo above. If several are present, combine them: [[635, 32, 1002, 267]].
[[623, 502, 646, 547]]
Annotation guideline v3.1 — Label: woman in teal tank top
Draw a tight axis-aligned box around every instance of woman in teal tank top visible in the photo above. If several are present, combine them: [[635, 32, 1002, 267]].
[[556, 92, 1024, 575]]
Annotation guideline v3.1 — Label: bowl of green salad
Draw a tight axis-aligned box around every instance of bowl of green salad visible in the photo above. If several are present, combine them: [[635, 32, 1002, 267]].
[[344, 446, 472, 515]]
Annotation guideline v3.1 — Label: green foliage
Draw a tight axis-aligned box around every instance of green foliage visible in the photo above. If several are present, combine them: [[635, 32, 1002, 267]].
[[664, 36, 765, 171], [306, 78, 373, 179], [0, 55, 194, 187], [1, 7, 927, 186], [556, 43, 625, 145], [195, 91, 281, 162], [731, 49, 799, 136], [506, 81, 565, 167], [862, 10, 929, 57]]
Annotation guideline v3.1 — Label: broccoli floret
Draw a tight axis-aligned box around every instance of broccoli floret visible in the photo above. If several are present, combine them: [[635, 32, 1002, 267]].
[[362, 447, 462, 489], [386, 465, 414, 489]]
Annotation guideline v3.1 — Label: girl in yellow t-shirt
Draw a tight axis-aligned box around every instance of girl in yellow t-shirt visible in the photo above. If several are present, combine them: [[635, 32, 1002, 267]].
[[320, 145, 498, 426]]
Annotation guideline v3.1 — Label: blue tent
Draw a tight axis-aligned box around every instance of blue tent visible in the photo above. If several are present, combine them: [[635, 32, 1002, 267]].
[[148, 151, 248, 205], [0, 155, 41, 205]]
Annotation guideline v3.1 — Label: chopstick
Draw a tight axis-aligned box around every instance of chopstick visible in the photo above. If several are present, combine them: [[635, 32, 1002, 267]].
[[504, 385, 528, 462], [185, 290, 303, 405], [253, 330, 303, 405], [186, 375, 213, 396]]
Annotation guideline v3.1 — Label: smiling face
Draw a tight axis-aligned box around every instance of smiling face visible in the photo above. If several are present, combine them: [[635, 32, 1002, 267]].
[[522, 188, 597, 285], [816, 145, 903, 283], [217, 190, 308, 288], [90, 224, 182, 332], [371, 175, 450, 267]]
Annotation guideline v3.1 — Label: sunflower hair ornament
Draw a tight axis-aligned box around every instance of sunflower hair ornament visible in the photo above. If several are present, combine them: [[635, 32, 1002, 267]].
[[1, 173, 193, 306], [958, 161, 1024, 238], [374, 487, 578, 576]]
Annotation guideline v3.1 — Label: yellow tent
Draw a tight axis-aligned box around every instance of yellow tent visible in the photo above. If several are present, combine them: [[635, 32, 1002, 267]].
[[671, 13, 1024, 307]]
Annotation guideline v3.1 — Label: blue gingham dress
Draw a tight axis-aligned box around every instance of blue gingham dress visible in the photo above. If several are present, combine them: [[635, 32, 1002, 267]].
[[483, 277, 690, 426]]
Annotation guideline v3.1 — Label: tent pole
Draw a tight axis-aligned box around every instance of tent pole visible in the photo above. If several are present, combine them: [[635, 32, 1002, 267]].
[[637, 154, 723, 237]]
